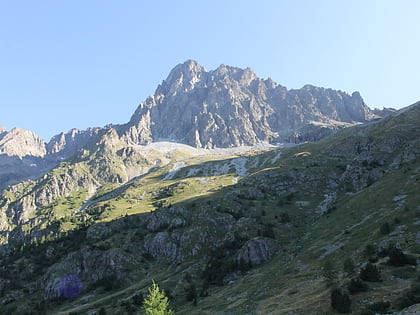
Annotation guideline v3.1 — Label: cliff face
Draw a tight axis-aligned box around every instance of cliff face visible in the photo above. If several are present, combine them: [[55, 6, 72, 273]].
[[123, 60, 378, 148], [0, 128, 98, 192], [0, 127, 46, 158]]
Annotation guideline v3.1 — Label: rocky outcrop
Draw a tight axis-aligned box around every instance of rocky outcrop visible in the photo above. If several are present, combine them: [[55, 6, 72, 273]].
[[0, 127, 6, 139], [0, 128, 55, 191], [42, 246, 134, 299], [122, 60, 382, 148], [0, 127, 46, 158], [46, 128, 96, 158], [373, 107, 398, 117], [234, 237, 279, 266]]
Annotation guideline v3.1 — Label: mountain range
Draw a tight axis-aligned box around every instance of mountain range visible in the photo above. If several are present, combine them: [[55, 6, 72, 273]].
[[0, 60, 395, 191], [0, 61, 418, 314]]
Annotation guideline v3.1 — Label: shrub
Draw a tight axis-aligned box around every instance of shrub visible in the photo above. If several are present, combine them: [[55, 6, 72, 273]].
[[379, 222, 391, 235], [279, 212, 290, 223], [262, 223, 275, 238], [132, 292, 144, 306], [185, 283, 197, 305], [321, 260, 337, 285], [95, 274, 121, 291], [388, 246, 417, 266], [343, 257, 355, 275], [347, 278, 368, 294], [360, 263, 381, 282], [331, 288, 351, 313], [363, 244, 377, 260], [143, 281, 174, 315]]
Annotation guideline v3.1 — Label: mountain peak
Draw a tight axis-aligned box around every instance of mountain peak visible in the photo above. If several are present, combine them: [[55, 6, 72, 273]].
[[0, 127, 46, 158], [156, 60, 206, 96], [181, 59, 204, 70], [124, 61, 382, 148], [169, 59, 205, 77]]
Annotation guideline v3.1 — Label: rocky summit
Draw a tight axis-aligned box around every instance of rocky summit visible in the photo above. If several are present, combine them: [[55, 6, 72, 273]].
[[122, 60, 379, 147], [0, 61, 418, 314]]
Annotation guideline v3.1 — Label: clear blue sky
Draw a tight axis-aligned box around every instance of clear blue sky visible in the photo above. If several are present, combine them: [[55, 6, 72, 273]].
[[1, 0, 419, 141]]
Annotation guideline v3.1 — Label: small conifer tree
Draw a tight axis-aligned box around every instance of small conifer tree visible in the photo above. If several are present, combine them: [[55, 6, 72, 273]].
[[331, 288, 351, 313], [321, 259, 337, 285], [143, 281, 174, 315], [343, 257, 355, 275]]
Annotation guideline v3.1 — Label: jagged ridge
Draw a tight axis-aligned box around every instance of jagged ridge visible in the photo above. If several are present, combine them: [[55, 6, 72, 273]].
[[122, 60, 379, 148]]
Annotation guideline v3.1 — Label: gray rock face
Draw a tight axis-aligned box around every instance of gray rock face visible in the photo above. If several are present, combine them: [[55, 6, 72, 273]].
[[42, 246, 132, 299], [0, 127, 46, 158], [234, 237, 279, 266], [0, 128, 53, 191], [46, 128, 96, 157], [0, 126, 6, 139], [372, 107, 398, 117], [122, 60, 381, 148]]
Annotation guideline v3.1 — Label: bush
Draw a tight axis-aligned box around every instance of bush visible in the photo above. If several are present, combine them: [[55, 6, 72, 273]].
[[132, 293, 144, 306], [343, 257, 355, 275], [363, 244, 377, 261], [279, 212, 290, 223], [379, 222, 391, 234], [331, 288, 351, 313], [360, 263, 381, 282], [322, 260, 337, 285], [95, 274, 121, 291], [388, 246, 417, 266], [143, 281, 174, 315], [347, 278, 368, 294], [185, 283, 197, 305]]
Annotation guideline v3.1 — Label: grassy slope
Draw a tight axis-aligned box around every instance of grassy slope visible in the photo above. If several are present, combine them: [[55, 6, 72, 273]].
[[1, 104, 419, 314], [53, 154, 419, 314]]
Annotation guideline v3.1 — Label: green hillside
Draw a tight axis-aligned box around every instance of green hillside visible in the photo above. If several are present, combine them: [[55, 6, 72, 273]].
[[0, 103, 419, 314]]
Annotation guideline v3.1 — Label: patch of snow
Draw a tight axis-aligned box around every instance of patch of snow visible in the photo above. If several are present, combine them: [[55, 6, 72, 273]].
[[137, 141, 276, 156]]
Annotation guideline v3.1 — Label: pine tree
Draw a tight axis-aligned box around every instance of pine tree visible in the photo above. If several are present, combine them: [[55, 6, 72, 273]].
[[143, 281, 174, 315], [343, 257, 355, 275], [321, 259, 337, 285]]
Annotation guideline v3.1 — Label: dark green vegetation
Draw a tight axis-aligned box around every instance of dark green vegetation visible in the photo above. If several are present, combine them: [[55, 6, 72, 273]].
[[0, 103, 419, 314]]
